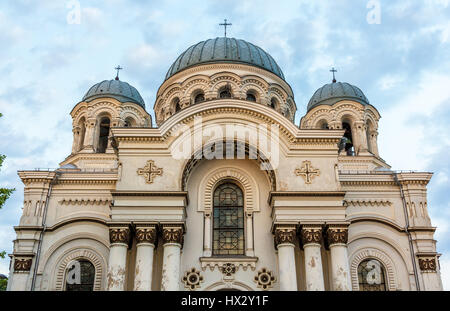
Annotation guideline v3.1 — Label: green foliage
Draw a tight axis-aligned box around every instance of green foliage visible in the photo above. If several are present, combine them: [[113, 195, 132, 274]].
[[0, 278, 7, 291]]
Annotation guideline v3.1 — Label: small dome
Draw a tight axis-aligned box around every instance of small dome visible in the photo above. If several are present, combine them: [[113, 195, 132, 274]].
[[307, 82, 369, 111], [165, 37, 285, 81], [82, 79, 145, 108]]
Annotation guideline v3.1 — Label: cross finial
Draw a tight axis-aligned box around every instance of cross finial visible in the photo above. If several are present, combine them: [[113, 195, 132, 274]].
[[330, 67, 337, 83], [115, 65, 123, 80], [219, 19, 232, 37]]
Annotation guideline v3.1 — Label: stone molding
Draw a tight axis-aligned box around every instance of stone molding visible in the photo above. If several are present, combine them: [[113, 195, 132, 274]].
[[59, 198, 112, 206], [350, 248, 397, 291], [55, 248, 104, 291], [199, 257, 258, 272], [295, 160, 320, 184], [137, 160, 163, 184], [344, 200, 392, 207]]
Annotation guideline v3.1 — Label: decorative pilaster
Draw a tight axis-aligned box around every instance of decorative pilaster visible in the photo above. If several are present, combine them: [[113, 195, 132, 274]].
[[134, 225, 157, 291], [9, 255, 34, 291], [246, 213, 254, 257], [301, 225, 325, 291], [203, 212, 212, 257], [161, 224, 185, 291], [417, 254, 443, 291], [326, 225, 352, 291], [107, 226, 130, 291], [273, 224, 297, 291]]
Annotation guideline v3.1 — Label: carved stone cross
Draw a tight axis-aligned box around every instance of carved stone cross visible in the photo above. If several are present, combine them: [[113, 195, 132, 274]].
[[137, 160, 163, 184], [295, 160, 320, 184]]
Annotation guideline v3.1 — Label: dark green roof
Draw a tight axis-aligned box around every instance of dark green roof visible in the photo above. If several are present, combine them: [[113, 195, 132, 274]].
[[307, 82, 369, 111], [83, 79, 145, 108], [165, 37, 285, 80]]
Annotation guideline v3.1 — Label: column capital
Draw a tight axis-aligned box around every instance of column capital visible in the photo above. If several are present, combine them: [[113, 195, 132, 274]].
[[13, 256, 33, 273], [300, 224, 323, 246], [109, 227, 130, 245], [273, 224, 297, 248], [326, 224, 349, 246], [161, 224, 185, 247], [135, 225, 157, 246], [417, 255, 438, 272]]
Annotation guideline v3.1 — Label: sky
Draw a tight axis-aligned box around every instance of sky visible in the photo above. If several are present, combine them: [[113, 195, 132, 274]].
[[0, 0, 449, 289]]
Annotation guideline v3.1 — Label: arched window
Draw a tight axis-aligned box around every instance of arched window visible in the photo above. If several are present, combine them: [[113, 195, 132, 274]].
[[124, 117, 135, 127], [340, 121, 354, 156], [270, 98, 278, 110], [246, 91, 256, 102], [172, 97, 181, 112], [219, 85, 232, 99], [357, 259, 387, 291], [194, 92, 205, 104], [213, 182, 244, 256], [65, 260, 95, 291], [97, 117, 110, 153], [318, 120, 329, 130]]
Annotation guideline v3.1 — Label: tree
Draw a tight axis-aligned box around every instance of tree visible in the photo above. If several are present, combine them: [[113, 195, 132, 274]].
[[0, 112, 15, 290]]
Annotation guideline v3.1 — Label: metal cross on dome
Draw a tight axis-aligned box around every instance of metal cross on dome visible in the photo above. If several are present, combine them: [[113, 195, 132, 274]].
[[330, 67, 337, 83], [219, 19, 232, 37], [115, 65, 123, 80]]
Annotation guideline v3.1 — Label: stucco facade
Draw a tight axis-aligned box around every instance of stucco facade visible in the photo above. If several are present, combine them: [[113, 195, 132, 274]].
[[7, 37, 442, 291]]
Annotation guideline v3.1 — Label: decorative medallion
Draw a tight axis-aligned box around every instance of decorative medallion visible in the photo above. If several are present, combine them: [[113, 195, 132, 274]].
[[301, 226, 323, 245], [109, 228, 130, 244], [182, 268, 204, 290], [326, 226, 348, 246], [418, 257, 437, 272], [135, 227, 157, 245], [220, 263, 237, 276], [14, 258, 32, 272], [295, 160, 320, 184], [137, 160, 163, 184], [273, 225, 296, 248], [162, 225, 184, 246], [254, 268, 276, 290]]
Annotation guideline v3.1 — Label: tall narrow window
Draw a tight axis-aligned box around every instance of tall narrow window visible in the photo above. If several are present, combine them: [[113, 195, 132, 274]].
[[270, 98, 278, 110], [246, 92, 256, 102], [219, 85, 232, 99], [341, 121, 354, 156], [65, 260, 95, 291], [357, 259, 387, 291], [213, 182, 244, 256], [97, 117, 110, 153]]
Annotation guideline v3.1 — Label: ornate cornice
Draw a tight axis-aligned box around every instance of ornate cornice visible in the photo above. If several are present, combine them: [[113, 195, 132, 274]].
[[59, 198, 112, 206], [344, 200, 392, 207]]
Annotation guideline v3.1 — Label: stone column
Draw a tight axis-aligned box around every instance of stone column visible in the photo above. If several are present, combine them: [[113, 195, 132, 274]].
[[107, 227, 130, 291], [369, 130, 379, 157], [9, 256, 33, 291], [134, 225, 157, 291], [246, 213, 254, 257], [418, 255, 444, 291], [71, 127, 80, 154], [84, 118, 96, 150], [274, 224, 297, 291], [203, 213, 212, 257], [161, 224, 184, 291], [326, 225, 352, 291], [301, 225, 325, 291], [354, 121, 369, 155]]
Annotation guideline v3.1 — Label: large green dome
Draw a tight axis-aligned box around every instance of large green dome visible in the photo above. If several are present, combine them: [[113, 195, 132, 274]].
[[165, 37, 285, 81], [82, 79, 145, 108]]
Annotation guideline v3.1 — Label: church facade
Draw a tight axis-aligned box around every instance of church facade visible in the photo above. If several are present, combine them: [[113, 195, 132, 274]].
[[7, 37, 443, 291]]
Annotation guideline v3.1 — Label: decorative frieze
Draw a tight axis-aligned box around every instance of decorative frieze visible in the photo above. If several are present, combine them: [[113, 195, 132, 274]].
[[199, 257, 258, 271], [254, 268, 276, 290], [162, 225, 184, 246], [137, 160, 163, 184], [109, 227, 130, 244], [14, 258, 33, 272], [295, 160, 320, 184], [301, 225, 323, 245], [135, 226, 157, 245], [326, 226, 349, 246], [418, 256, 437, 272], [273, 225, 296, 248], [344, 200, 392, 207]]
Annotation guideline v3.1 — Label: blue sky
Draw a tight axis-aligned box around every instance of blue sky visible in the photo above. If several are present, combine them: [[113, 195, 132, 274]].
[[0, 0, 449, 288]]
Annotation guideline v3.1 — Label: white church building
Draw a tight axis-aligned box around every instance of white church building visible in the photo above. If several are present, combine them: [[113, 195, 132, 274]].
[[7, 37, 443, 291]]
